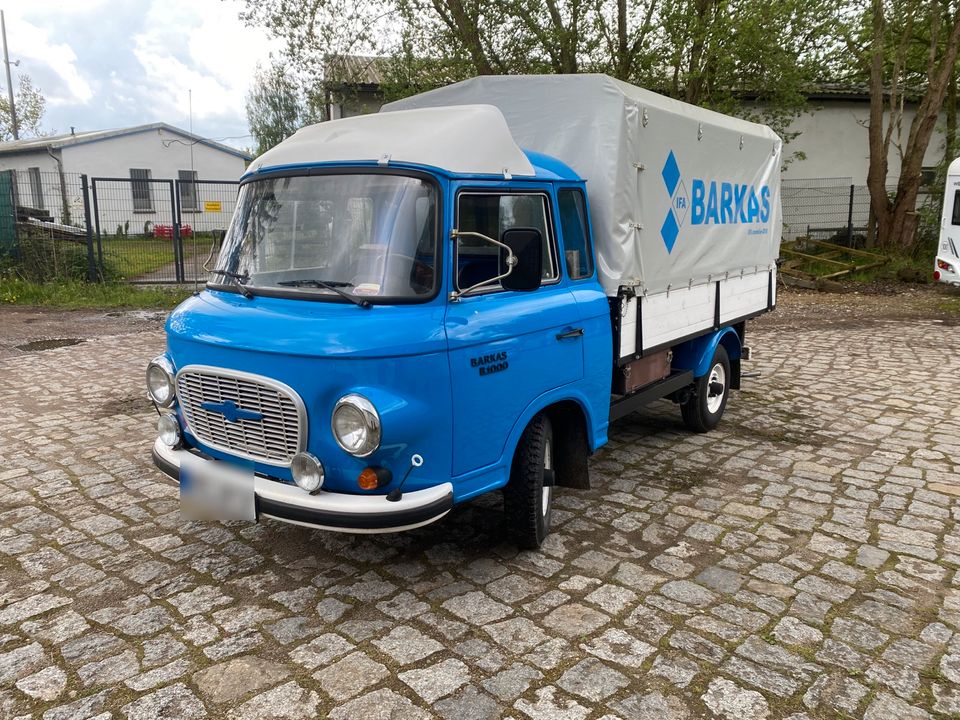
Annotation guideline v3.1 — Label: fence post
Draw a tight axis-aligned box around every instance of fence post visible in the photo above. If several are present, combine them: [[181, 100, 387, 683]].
[[846, 184, 855, 247], [170, 181, 183, 283], [90, 178, 105, 273], [81, 174, 98, 282]]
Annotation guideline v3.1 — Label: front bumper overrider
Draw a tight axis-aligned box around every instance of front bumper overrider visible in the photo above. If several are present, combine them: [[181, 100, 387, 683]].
[[151, 439, 454, 533]]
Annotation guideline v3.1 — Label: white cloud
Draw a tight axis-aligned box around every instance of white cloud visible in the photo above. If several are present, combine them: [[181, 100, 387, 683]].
[[5, 18, 94, 105], [130, 0, 280, 134], [2, 0, 278, 144]]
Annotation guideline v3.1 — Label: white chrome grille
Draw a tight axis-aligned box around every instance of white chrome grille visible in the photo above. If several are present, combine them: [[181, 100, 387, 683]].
[[176, 366, 305, 465]]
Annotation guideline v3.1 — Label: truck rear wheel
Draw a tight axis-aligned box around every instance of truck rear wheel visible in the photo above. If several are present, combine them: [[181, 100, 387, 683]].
[[681, 345, 730, 433], [504, 413, 554, 549]]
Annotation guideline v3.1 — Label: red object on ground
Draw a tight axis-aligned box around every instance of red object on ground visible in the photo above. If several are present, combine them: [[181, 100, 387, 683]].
[[153, 224, 192, 238]]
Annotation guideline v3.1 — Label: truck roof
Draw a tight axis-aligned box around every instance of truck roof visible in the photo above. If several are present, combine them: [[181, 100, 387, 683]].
[[245, 105, 565, 181], [384, 73, 782, 296]]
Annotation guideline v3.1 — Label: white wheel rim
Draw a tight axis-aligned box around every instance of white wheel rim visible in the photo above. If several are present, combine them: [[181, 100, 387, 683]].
[[542, 435, 553, 517], [706, 362, 726, 414]]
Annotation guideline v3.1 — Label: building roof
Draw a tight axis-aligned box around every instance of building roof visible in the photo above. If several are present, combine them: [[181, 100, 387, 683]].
[[324, 55, 386, 87], [246, 105, 535, 178], [0, 122, 252, 159]]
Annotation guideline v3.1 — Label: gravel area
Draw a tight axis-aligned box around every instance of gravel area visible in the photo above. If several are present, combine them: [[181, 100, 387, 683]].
[[1, 287, 958, 719]]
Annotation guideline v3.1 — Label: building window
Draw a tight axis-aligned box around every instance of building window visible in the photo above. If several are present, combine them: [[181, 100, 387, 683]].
[[178, 170, 198, 211], [921, 166, 937, 187], [130, 168, 153, 211], [28, 167, 43, 210]]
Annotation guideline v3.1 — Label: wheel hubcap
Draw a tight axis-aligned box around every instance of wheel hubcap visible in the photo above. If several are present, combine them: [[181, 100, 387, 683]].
[[542, 435, 553, 517], [706, 362, 726, 414]]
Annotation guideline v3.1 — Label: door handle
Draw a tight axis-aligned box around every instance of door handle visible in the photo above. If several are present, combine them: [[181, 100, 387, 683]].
[[556, 328, 584, 340]]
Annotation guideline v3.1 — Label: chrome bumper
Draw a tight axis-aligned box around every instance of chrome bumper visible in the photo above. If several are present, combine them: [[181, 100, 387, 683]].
[[151, 439, 454, 534]]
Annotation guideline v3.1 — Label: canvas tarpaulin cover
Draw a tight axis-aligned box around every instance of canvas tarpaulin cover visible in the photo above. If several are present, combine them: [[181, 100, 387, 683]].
[[384, 74, 782, 297]]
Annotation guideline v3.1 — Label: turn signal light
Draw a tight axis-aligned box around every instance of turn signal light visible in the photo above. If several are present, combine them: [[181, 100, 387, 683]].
[[358, 466, 391, 490], [938, 259, 954, 272]]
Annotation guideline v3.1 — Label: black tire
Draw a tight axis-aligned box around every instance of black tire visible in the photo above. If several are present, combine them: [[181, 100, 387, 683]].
[[681, 345, 730, 433], [504, 413, 554, 549]]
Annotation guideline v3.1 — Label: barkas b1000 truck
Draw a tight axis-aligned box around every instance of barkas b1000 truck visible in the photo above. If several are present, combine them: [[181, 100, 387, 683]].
[[148, 75, 782, 548]]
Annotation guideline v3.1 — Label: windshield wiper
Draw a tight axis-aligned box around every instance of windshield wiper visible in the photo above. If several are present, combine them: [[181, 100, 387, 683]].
[[276, 279, 371, 308], [209, 269, 254, 299], [277, 279, 352, 288]]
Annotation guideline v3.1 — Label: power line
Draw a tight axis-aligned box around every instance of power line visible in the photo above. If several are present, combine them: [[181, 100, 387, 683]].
[[161, 134, 253, 148]]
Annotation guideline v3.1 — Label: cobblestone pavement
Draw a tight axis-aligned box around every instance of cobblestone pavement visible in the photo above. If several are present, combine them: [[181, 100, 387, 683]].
[[1, 293, 959, 719]]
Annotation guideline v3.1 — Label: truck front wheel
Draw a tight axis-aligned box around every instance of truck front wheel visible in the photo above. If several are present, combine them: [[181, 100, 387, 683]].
[[504, 413, 554, 549], [681, 345, 730, 433]]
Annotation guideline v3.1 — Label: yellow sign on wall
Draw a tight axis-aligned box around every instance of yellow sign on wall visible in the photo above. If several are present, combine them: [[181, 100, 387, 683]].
[[203, 201, 223, 212]]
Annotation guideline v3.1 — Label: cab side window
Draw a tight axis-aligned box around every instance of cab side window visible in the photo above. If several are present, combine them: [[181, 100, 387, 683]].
[[456, 193, 557, 292], [558, 188, 594, 280], [952, 189, 960, 225]]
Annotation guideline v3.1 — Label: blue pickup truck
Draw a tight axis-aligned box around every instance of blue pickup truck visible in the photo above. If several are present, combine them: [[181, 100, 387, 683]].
[[149, 75, 782, 548]]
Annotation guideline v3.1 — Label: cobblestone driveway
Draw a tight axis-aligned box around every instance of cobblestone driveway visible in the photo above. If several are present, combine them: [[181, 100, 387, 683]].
[[1, 293, 959, 719]]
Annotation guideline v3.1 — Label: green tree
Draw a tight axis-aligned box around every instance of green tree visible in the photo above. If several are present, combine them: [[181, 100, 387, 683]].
[[849, 0, 960, 252], [647, 0, 842, 148], [245, 63, 311, 156], [241, 0, 845, 154], [0, 74, 45, 141]]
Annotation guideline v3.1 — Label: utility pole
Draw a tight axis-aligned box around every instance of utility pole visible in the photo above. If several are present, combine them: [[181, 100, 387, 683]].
[[1, 10, 17, 140]]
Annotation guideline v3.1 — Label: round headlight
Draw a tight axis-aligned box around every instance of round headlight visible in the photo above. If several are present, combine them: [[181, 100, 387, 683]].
[[332, 394, 381, 457], [146, 355, 175, 407], [157, 413, 181, 447], [291, 452, 324, 494]]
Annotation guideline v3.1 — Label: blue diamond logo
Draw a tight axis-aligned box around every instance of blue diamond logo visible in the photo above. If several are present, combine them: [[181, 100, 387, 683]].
[[660, 210, 679, 254], [661, 151, 681, 197]]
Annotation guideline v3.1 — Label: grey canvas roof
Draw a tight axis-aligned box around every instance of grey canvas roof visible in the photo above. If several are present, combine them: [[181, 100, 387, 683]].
[[0, 122, 252, 160], [248, 105, 535, 178]]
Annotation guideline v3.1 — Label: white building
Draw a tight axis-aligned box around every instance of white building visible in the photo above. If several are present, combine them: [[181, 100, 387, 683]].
[[782, 87, 948, 186], [0, 123, 251, 231]]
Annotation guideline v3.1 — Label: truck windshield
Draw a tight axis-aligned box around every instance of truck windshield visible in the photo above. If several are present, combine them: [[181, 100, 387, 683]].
[[212, 174, 438, 301]]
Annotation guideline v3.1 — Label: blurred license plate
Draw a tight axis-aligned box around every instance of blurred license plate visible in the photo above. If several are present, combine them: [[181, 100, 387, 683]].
[[180, 453, 255, 521]]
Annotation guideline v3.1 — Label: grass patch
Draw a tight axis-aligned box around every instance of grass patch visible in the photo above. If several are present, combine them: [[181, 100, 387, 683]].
[[937, 296, 960, 315], [99, 237, 178, 279], [846, 253, 930, 283], [0, 278, 192, 309], [99, 235, 209, 280]]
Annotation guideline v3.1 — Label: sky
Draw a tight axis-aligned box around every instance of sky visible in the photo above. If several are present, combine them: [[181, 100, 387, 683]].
[[4, 0, 280, 150]]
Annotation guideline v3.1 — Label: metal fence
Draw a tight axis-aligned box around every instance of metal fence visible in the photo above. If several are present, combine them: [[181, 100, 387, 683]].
[[781, 177, 872, 246], [0, 169, 238, 283], [0, 170, 928, 283], [0, 170, 91, 282]]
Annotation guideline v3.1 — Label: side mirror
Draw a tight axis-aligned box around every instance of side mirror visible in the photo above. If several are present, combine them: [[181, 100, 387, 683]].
[[500, 228, 542, 292]]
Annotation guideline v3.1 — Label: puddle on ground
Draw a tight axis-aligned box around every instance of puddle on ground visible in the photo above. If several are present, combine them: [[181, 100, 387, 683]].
[[15, 338, 84, 351], [95, 394, 152, 418], [105, 310, 167, 322]]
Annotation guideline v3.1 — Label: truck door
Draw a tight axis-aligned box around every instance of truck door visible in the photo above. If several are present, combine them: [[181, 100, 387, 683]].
[[445, 189, 584, 477]]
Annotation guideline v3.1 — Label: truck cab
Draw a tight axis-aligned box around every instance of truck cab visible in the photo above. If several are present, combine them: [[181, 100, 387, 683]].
[[150, 106, 612, 547]]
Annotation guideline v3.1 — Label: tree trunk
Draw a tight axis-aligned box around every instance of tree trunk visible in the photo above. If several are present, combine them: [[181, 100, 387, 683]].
[[685, 0, 712, 105], [615, 0, 629, 80], [947, 70, 957, 160], [866, 0, 892, 248], [867, 1, 960, 251], [432, 0, 496, 75]]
